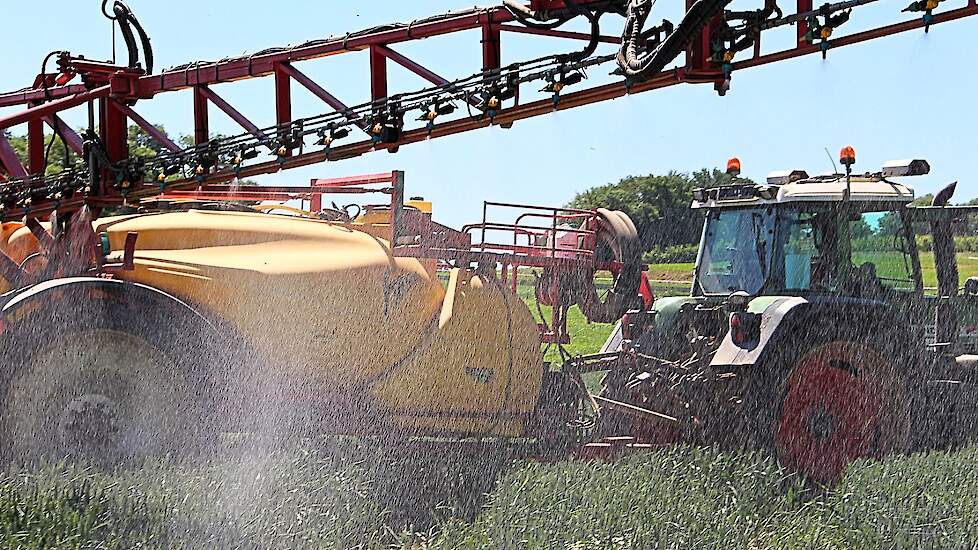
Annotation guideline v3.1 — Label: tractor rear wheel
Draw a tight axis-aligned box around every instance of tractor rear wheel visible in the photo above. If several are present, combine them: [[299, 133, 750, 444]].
[[775, 341, 910, 484], [0, 282, 230, 464]]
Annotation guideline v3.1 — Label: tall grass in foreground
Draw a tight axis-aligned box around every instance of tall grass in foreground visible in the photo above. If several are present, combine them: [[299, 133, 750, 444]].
[[4, 444, 978, 548]]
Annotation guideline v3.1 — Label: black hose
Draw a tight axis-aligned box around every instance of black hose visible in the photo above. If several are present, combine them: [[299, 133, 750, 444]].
[[727, 0, 783, 22], [617, 0, 734, 80], [39, 51, 71, 173], [39, 51, 61, 102], [104, 1, 153, 74], [124, 6, 154, 74], [113, 3, 141, 69], [503, 0, 608, 65]]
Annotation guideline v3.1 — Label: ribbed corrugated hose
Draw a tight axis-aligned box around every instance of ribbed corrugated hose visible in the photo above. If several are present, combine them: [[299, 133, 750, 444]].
[[577, 209, 643, 324], [617, 0, 735, 80], [104, 0, 154, 74]]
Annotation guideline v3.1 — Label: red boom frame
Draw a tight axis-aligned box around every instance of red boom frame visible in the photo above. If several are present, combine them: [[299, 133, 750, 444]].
[[0, 0, 975, 221]]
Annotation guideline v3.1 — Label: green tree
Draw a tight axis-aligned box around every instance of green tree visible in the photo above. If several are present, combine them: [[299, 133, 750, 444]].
[[850, 216, 875, 240], [568, 168, 739, 253], [3, 125, 173, 176], [878, 193, 933, 237], [2, 130, 76, 175]]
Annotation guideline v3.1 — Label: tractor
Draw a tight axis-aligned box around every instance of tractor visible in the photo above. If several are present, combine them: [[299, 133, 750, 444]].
[[580, 149, 978, 483]]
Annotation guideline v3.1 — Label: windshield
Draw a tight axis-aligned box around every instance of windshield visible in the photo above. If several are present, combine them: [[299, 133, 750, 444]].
[[696, 208, 776, 295], [695, 206, 919, 296]]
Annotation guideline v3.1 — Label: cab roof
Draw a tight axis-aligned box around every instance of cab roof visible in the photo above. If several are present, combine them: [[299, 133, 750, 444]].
[[692, 174, 915, 209]]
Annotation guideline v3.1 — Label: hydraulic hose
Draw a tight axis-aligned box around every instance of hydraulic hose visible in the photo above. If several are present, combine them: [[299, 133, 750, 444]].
[[727, 0, 783, 23], [103, 0, 154, 73], [577, 209, 643, 324], [503, 0, 608, 63], [503, 0, 577, 29], [617, 0, 734, 80]]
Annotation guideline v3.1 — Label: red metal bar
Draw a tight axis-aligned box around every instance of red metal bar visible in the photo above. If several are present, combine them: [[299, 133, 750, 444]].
[[498, 24, 620, 44], [485, 200, 594, 214], [482, 22, 502, 71], [162, 191, 306, 201], [198, 86, 267, 141], [145, 9, 519, 98], [0, 84, 89, 109], [101, 99, 128, 164], [193, 86, 209, 145], [8, 4, 611, 107], [277, 62, 350, 113], [43, 116, 84, 155], [154, 69, 685, 189], [175, 181, 390, 193], [531, 0, 567, 10], [734, 4, 978, 70], [0, 135, 28, 178], [797, 0, 813, 46], [686, 0, 723, 79], [115, 104, 182, 153], [369, 45, 389, 102], [310, 172, 396, 187], [374, 45, 450, 86], [0, 86, 109, 130], [274, 63, 292, 129], [27, 117, 44, 173]]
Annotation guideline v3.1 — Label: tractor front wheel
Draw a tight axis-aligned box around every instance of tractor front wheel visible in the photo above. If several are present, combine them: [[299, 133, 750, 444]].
[[775, 341, 910, 484]]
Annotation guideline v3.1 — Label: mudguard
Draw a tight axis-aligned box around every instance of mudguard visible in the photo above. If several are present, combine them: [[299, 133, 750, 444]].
[[0, 277, 216, 334], [711, 295, 911, 368]]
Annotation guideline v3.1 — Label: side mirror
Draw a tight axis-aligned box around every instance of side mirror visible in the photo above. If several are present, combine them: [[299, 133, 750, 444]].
[[964, 277, 978, 296]]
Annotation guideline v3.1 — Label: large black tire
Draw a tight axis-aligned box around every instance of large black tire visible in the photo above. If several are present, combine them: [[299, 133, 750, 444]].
[[0, 280, 232, 464], [747, 324, 914, 484]]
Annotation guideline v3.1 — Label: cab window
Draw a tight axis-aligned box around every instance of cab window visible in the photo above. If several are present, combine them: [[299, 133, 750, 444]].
[[849, 210, 916, 292]]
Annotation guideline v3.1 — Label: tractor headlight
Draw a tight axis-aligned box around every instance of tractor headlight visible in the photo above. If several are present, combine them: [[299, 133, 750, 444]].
[[882, 159, 931, 177], [767, 170, 809, 185]]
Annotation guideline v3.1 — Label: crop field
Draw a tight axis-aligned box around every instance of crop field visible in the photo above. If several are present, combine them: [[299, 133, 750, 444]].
[[5, 443, 978, 548], [7, 258, 978, 549]]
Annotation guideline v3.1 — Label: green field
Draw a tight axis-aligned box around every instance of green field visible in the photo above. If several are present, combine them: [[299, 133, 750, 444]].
[[6, 443, 978, 549]]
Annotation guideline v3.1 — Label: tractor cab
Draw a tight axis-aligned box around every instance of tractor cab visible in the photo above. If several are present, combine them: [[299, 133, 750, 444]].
[[683, 153, 978, 354], [691, 160, 926, 302]]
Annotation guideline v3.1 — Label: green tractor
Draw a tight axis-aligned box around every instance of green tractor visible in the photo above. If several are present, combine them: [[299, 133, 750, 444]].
[[582, 150, 978, 483]]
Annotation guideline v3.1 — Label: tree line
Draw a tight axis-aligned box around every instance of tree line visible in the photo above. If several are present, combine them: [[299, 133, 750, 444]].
[[567, 169, 736, 263]]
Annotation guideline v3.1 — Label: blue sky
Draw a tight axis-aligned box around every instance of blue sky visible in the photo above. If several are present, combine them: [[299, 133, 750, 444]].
[[1, 1, 975, 226]]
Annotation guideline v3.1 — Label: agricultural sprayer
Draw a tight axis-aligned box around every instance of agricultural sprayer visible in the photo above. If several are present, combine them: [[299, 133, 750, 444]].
[[0, 0, 976, 483]]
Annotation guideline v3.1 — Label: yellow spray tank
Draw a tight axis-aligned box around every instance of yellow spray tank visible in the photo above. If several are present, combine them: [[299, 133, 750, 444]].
[[0, 174, 640, 459]]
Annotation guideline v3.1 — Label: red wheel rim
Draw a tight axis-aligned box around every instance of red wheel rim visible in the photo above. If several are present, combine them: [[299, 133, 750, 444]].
[[776, 342, 898, 483]]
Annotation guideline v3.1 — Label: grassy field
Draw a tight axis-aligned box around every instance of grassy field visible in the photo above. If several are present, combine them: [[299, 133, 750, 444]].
[[9, 258, 978, 549], [6, 443, 978, 549]]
